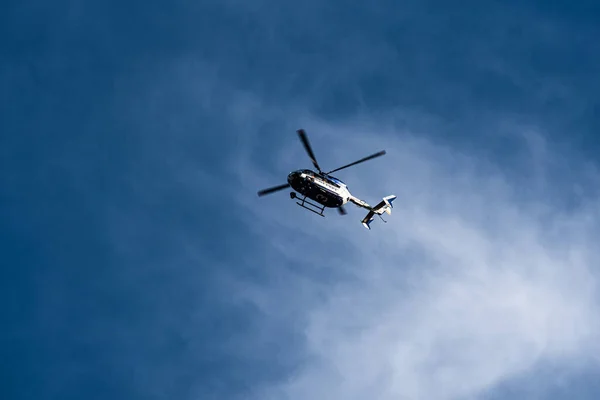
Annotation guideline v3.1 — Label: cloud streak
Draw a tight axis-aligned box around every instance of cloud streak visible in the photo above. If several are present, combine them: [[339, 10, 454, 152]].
[[227, 115, 600, 400]]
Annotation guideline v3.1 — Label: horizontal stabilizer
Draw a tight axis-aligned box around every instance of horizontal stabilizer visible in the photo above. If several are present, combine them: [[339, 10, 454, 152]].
[[362, 215, 375, 230]]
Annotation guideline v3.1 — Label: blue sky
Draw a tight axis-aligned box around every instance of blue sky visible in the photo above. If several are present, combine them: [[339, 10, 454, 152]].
[[2, 1, 600, 399]]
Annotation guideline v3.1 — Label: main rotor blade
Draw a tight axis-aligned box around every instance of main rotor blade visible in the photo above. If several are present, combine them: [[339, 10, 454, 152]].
[[257, 183, 290, 196], [297, 129, 322, 173], [325, 150, 386, 174]]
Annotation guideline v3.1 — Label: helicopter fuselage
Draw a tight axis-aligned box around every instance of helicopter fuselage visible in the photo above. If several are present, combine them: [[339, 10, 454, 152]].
[[287, 169, 350, 208]]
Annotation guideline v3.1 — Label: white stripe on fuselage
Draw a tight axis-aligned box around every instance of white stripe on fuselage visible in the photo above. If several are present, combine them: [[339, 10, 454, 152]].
[[315, 178, 341, 192], [302, 173, 350, 200]]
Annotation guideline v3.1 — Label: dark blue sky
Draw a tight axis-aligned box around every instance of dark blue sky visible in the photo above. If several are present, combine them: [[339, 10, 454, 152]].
[[2, 1, 600, 399]]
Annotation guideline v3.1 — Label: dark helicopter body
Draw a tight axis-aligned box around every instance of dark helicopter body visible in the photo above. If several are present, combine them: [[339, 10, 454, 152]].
[[287, 169, 348, 208], [257, 129, 396, 228]]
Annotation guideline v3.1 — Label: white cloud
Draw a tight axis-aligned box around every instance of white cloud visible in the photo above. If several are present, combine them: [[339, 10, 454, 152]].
[[229, 116, 600, 400], [132, 55, 600, 399]]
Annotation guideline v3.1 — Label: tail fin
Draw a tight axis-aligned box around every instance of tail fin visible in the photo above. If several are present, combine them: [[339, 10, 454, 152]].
[[361, 195, 396, 229]]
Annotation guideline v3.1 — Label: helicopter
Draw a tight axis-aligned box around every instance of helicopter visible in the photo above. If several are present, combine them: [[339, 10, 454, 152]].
[[257, 129, 396, 229]]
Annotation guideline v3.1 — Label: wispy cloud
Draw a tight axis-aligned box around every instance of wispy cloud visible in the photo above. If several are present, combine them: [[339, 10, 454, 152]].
[[226, 114, 600, 400]]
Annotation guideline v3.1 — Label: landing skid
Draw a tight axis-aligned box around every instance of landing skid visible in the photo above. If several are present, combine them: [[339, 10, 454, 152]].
[[292, 193, 326, 217]]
